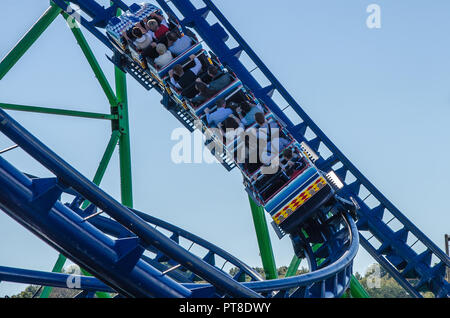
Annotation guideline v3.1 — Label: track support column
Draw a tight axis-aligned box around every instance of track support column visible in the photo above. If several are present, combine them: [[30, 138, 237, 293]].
[[62, 12, 119, 107], [39, 254, 66, 298], [115, 64, 133, 208], [112, 6, 133, 208], [248, 196, 277, 280], [0, 3, 61, 80], [349, 275, 370, 298], [285, 256, 301, 277]]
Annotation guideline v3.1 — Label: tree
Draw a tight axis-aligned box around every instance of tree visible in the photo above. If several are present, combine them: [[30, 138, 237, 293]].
[[10, 285, 41, 298], [229, 265, 309, 280], [356, 264, 410, 298], [9, 265, 83, 298]]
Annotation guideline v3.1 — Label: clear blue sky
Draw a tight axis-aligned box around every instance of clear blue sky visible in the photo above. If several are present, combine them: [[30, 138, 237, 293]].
[[0, 0, 449, 296]]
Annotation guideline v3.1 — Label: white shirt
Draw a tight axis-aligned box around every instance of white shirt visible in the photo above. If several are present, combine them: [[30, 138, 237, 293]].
[[170, 57, 203, 90], [155, 51, 173, 68], [134, 33, 152, 50]]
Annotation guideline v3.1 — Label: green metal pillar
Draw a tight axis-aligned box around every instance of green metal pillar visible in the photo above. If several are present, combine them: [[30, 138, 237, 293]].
[[62, 12, 119, 107], [0, 3, 61, 80], [115, 66, 133, 208], [0, 103, 116, 120], [248, 196, 277, 280], [81, 130, 121, 209], [285, 255, 301, 278], [112, 6, 133, 208], [39, 254, 67, 298], [349, 275, 370, 298], [91, 130, 121, 188]]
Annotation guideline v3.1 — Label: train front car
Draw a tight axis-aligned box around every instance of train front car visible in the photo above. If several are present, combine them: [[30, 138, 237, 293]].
[[265, 154, 333, 234], [258, 140, 360, 259], [106, 2, 204, 91]]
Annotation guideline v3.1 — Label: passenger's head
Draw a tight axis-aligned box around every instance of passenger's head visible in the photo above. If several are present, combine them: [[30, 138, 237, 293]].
[[147, 19, 159, 31], [282, 148, 293, 160], [132, 27, 143, 39], [254, 112, 266, 126], [207, 65, 220, 78], [216, 99, 226, 108], [240, 102, 252, 114], [222, 116, 239, 131], [195, 82, 216, 98], [172, 64, 184, 76], [156, 43, 167, 56], [167, 31, 180, 42]]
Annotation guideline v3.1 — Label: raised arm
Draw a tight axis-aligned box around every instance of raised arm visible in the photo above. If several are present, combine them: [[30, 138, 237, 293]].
[[169, 70, 182, 90], [150, 12, 168, 26], [189, 55, 202, 75]]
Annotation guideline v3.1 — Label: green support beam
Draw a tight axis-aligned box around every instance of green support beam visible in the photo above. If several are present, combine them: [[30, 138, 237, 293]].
[[90, 130, 121, 190], [285, 255, 301, 278], [248, 196, 277, 280], [115, 60, 133, 208], [349, 275, 370, 298], [61, 12, 119, 107], [111, 6, 133, 208], [81, 130, 121, 209], [39, 254, 67, 298], [0, 103, 117, 120], [0, 3, 61, 80]]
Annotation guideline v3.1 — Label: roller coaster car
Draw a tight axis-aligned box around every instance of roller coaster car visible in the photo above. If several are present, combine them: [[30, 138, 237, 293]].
[[106, 3, 202, 86], [269, 173, 335, 235], [188, 84, 272, 171], [237, 116, 334, 233], [165, 50, 214, 102], [106, 3, 165, 53], [189, 74, 243, 116]]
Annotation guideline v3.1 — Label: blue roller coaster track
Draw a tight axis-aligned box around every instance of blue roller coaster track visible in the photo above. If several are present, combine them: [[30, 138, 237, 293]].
[[0, 0, 448, 298]]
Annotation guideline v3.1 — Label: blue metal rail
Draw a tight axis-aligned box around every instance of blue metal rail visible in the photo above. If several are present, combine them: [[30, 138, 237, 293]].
[[0, 266, 115, 294], [0, 106, 357, 297], [0, 205, 358, 298]]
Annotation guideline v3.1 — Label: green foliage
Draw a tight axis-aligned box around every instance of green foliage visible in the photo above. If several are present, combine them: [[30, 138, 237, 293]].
[[10, 285, 41, 298], [9, 265, 83, 298], [229, 265, 309, 281], [355, 264, 410, 298], [354, 263, 437, 298], [231, 263, 436, 298], [8, 263, 435, 298]]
